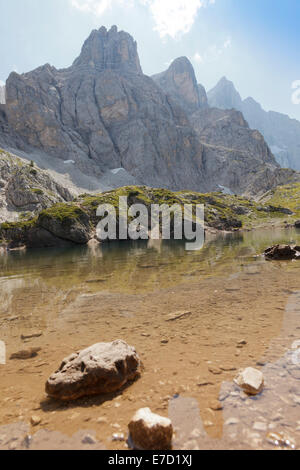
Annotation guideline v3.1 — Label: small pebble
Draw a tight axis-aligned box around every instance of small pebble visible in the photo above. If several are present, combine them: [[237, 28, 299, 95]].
[[30, 416, 41, 426]]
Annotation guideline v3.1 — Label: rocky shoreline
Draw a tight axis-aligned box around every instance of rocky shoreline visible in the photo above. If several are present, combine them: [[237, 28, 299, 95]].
[[0, 183, 297, 251]]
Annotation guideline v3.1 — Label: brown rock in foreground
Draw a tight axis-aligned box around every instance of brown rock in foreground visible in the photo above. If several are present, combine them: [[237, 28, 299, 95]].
[[264, 244, 300, 260], [129, 408, 173, 450], [45, 340, 140, 401]]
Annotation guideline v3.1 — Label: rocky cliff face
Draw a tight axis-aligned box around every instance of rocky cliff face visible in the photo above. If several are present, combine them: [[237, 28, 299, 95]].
[[72, 25, 142, 74], [189, 107, 298, 195], [208, 77, 300, 170], [198, 84, 208, 109], [151, 62, 297, 195], [152, 57, 208, 114], [1, 26, 299, 198], [4, 26, 206, 192], [0, 149, 73, 222]]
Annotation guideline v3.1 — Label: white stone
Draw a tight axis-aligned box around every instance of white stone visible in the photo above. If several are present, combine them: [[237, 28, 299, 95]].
[[253, 421, 268, 432], [225, 417, 240, 426], [128, 408, 173, 450], [234, 367, 264, 395]]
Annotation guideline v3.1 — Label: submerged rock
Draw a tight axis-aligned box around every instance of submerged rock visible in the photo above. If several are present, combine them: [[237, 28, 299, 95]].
[[267, 431, 296, 449], [21, 331, 43, 340], [166, 311, 192, 322], [45, 340, 140, 401], [234, 367, 264, 395], [264, 244, 299, 260], [10, 347, 41, 360], [128, 408, 173, 450]]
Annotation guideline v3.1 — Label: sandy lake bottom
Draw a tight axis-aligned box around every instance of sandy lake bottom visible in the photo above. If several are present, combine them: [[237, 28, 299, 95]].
[[0, 228, 300, 450]]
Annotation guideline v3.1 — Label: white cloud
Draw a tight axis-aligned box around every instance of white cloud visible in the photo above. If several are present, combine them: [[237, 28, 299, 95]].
[[292, 80, 300, 105], [69, 0, 216, 38], [71, 0, 111, 15], [0, 80, 5, 87], [193, 52, 203, 64], [142, 0, 204, 38], [223, 38, 231, 49], [193, 36, 232, 65]]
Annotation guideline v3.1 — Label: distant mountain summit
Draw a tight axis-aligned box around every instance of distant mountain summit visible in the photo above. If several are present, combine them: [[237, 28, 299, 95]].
[[207, 76, 242, 110], [73, 25, 142, 74], [208, 77, 300, 170]]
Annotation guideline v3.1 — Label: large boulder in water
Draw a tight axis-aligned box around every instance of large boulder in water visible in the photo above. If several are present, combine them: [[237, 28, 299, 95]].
[[37, 204, 92, 244], [45, 340, 141, 401], [264, 244, 299, 260]]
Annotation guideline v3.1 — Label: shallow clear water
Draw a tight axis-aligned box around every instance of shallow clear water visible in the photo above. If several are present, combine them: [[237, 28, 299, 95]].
[[0, 228, 299, 450], [1, 227, 300, 294]]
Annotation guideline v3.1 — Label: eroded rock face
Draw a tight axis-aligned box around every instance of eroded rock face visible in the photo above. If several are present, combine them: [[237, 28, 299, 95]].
[[152, 57, 207, 114], [37, 205, 91, 244], [0, 149, 72, 222], [5, 27, 206, 192], [45, 340, 141, 401], [190, 107, 299, 195], [73, 25, 142, 74], [129, 408, 173, 450], [234, 367, 264, 395], [208, 76, 300, 171], [2, 25, 300, 196]]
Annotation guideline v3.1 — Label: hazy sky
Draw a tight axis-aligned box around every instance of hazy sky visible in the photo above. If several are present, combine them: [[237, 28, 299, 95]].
[[0, 0, 300, 120]]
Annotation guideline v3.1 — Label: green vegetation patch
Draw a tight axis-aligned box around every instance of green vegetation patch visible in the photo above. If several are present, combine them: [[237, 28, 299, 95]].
[[38, 203, 87, 223], [1, 217, 37, 232], [30, 188, 44, 195], [261, 183, 300, 219]]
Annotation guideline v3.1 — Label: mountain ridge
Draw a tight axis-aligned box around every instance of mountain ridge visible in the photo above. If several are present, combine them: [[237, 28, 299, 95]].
[[0, 25, 299, 200], [208, 77, 300, 170]]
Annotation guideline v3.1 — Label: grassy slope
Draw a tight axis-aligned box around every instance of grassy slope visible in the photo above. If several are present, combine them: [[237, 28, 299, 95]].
[[0, 184, 297, 245], [260, 183, 300, 221], [78, 185, 296, 229]]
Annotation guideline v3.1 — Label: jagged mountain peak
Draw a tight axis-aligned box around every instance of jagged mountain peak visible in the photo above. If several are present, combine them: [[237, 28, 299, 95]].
[[72, 25, 142, 74], [207, 76, 300, 170], [217, 76, 236, 87], [167, 56, 195, 73], [2, 25, 298, 197], [152, 56, 207, 114], [219, 75, 230, 83], [208, 76, 242, 110]]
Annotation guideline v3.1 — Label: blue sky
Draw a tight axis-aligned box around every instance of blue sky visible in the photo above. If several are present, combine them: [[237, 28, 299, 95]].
[[0, 0, 300, 120]]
